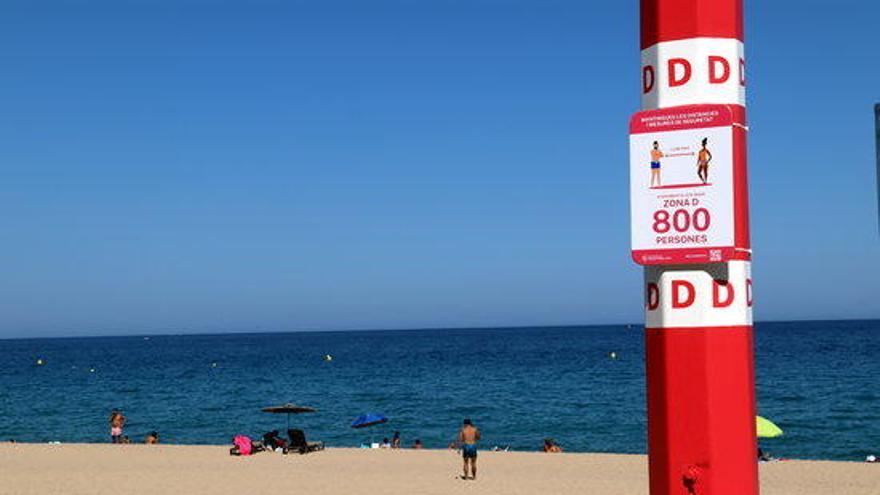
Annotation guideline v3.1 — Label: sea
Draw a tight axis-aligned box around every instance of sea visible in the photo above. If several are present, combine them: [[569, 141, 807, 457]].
[[0, 320, 877, 461]]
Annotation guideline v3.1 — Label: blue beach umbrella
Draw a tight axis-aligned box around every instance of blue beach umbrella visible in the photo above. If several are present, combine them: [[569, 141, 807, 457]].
[[351, 413, 388, 446], [351, 413, 388, 429]]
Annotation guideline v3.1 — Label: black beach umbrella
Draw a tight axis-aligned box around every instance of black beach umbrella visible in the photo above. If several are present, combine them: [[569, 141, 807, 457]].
[[262, 403, 317, 431]]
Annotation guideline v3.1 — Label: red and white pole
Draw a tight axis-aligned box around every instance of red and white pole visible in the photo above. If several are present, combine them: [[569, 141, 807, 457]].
[[637, 1, 758, 495]]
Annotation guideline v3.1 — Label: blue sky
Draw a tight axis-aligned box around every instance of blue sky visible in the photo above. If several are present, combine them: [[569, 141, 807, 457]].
[[1, 0, 877, 338]]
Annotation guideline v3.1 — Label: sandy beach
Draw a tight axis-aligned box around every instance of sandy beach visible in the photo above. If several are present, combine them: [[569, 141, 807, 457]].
[[0, 444, 877, 495]]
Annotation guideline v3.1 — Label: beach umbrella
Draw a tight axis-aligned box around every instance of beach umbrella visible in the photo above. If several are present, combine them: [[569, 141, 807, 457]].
[[262, 403, 317, 431], [351, 413, 388, 445], [756, 416, 783, 438], [351, 413, 388, 429]]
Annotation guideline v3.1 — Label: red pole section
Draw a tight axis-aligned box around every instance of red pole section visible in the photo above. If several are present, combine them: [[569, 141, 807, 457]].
[[638, 1, 759, 495]]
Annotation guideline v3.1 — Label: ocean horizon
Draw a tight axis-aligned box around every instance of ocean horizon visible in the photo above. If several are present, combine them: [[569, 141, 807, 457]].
[[2, 319, 878, 461], [3, 317, 873, 341]]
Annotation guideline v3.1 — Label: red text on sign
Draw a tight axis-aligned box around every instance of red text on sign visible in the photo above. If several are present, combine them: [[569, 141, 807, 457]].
[[645, 278, 753, 310], [642, 56, 746, 94]]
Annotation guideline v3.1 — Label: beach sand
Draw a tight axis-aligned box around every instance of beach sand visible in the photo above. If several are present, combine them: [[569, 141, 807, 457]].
[[0, 444, 877, 495]]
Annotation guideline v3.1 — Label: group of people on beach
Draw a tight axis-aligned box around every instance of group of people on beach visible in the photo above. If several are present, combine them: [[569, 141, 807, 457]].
[[108, 410, 158, 445], [107, 410, 566, 480], [376, 431, 423, 449]]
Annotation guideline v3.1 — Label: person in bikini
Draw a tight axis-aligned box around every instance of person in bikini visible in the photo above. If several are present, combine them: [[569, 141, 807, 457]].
[[109, 410, 126, 444], [650, 141, 663, 187], [697, 137, 713, 184], [458, 418, 481, 480]]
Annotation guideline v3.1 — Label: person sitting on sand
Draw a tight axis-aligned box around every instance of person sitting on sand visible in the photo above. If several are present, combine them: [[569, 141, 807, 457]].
[[543, 438, 563, 453], [412, 439, 423, 449], [391, 431, 401, 449], [458, 418, 481, 480], [263, 430, 288, 453], [380, 437, 391, 449], [145, 431, 159, 444], [109, 410, 126, 444]]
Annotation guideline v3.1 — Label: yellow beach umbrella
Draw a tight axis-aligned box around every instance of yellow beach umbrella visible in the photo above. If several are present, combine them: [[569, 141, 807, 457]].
[[756, 416, 783, 438]]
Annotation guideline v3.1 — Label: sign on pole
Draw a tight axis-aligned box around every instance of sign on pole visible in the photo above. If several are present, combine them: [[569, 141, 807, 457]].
[[630, 104, 748, 265]]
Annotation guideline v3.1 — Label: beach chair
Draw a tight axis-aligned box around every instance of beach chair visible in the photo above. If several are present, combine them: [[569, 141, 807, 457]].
[[287, 429, 324, 454]]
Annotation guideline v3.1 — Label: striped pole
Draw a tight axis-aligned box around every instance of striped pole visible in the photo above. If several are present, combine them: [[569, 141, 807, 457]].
[[638, 1, 758, 495]]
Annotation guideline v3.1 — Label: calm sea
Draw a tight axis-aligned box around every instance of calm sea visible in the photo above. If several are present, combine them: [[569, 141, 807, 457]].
[[0, 320, 877, 460]]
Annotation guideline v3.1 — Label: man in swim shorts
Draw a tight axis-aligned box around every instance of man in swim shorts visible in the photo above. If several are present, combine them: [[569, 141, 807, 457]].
[[458, 418, 481, 480], [650, 141, 663, 187]]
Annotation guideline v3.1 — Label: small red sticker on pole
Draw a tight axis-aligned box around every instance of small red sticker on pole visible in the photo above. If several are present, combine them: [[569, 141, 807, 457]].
[[630, 104, 748, 265]]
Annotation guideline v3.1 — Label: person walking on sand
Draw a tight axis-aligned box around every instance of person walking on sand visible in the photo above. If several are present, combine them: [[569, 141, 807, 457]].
[[650, 141, 664, 187], [697, 137, 712, 184], [458, 418, 481, 480], [109, 410, 126, 444]]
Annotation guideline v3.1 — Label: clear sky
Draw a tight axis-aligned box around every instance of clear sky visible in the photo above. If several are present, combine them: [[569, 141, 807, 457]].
[[1, 0, 878, 338]]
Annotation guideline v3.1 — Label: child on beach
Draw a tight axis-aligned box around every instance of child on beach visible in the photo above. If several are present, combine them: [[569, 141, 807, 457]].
[[109, 411, 126, 444]]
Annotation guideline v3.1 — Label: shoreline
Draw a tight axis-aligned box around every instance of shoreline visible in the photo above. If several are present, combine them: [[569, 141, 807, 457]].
[[1, 441, 870, 463], [1, 444, 877, 495]]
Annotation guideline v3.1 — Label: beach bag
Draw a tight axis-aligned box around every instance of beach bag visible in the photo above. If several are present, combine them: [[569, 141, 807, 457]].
[[233, 435, 253, 456]]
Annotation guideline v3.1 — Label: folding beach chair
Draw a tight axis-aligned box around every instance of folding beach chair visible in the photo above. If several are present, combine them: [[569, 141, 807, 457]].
[[287, 429, 324, 454]]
